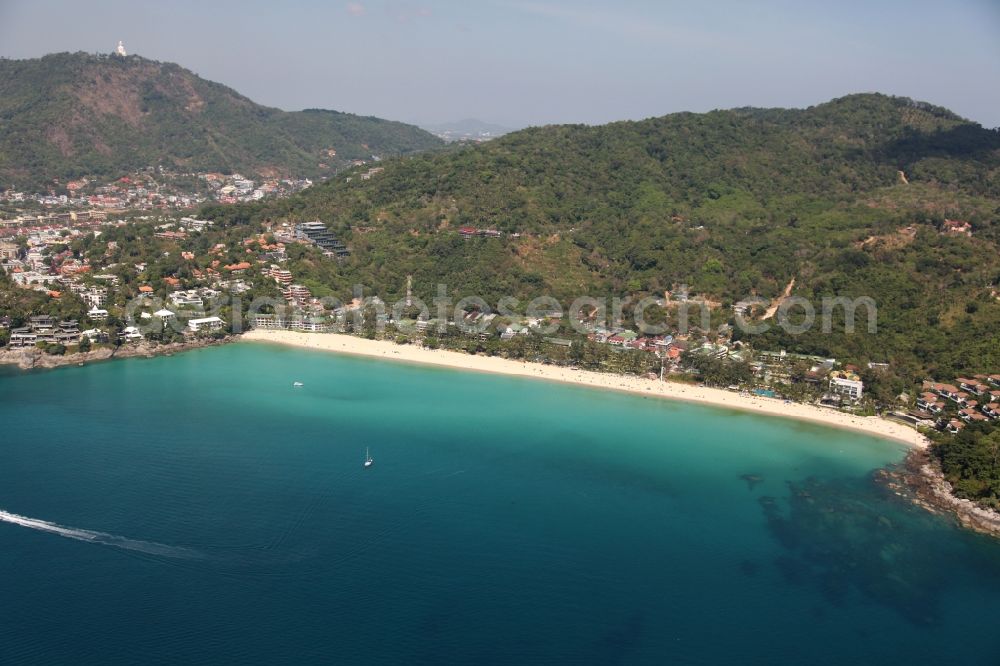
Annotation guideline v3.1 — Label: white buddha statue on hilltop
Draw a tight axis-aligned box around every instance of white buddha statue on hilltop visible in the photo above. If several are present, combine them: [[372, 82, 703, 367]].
[[115, 40, 127, 57]]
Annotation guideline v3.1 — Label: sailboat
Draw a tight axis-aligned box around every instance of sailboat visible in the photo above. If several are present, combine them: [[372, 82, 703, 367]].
[[364, 447, 374, 468]]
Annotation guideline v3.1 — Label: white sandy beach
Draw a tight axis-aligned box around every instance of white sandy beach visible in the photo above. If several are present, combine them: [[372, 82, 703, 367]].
[[241, 329, 928, 449]]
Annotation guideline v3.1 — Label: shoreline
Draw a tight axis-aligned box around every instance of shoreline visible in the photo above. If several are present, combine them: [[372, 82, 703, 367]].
[[881, 449, 1000, 538], [241, 329, 928, 450], [246, 330, 1000, 536], [0, 336, 235, 372]]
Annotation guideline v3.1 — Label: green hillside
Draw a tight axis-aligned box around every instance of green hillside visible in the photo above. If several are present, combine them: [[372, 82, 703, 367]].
[[213, 94, 1000, 379], [0, 52, 443, 188]]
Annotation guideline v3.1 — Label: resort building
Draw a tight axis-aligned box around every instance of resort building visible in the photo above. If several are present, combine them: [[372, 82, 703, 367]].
[[957, 378, 990, 396], [29, 315, 55, 332], [180, 217, 214, 232], [251, 314, 289, 329], [959, 408, 989, 423], [294, 221, 349, 258], [916, 392, 945, 414], [928, 382, 962, 401], [81, 287, 108, 308], [270, 266, 293, 285], [8, 318, 81, 347], [282, 284, 312, 303], [81, 328, 108, 343], [188, 316, 225, 333], [8, 328, 37, 348], [12, 271, 57, 288], [169, 290, 205, 308], [54, 320, 81, 345], [829, 372, 864, 401], [289, 317, 332, 333], [120, 326, 144, 343]]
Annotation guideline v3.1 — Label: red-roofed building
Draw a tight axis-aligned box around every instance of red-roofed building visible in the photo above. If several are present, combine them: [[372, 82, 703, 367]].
[[225, 261, 252, 273], [959, 408, 988, 423], [917, 392, 945, 413], [932, 383, 961, 400]]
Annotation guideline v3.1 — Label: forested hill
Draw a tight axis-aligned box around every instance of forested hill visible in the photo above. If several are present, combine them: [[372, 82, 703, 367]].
[[270, 92, 1000, 226], [0, 52, 443, 188], [216, 93, 1000, 379]]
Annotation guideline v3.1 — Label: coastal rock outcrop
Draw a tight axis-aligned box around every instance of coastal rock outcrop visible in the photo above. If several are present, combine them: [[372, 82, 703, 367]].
[[884, 449, 1000, 538], [0, 336, 236, 371]]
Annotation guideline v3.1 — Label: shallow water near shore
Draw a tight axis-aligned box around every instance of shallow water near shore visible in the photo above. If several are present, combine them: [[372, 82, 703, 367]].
[[1, 343, 999, 664]]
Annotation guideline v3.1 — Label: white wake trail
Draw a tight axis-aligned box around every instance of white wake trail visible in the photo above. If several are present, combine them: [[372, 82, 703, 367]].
[[0, 509, 203, 559]]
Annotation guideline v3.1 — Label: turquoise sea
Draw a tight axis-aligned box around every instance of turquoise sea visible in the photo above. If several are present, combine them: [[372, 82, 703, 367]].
[[1, 343, 999, 664]]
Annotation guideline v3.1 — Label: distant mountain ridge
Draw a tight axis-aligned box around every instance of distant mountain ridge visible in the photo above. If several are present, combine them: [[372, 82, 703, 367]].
[[421, 118, 516, 141], [0, 52, 443, 188]]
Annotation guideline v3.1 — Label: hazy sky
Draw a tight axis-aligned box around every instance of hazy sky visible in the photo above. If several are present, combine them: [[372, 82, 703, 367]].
[[1, 0, 998, 128]]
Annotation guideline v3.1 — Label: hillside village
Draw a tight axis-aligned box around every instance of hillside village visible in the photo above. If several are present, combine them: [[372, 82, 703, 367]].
[[0, 213, 351, 346], [1, 167, 314, 212]]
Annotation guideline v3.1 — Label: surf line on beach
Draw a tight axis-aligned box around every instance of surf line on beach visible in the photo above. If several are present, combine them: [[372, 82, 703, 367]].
[[0, 509, 203, 559]]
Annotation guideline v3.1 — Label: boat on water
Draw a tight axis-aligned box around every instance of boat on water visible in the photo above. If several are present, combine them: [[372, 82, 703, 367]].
[[364, 447, 374, 468], [293, 381, 304, 387]]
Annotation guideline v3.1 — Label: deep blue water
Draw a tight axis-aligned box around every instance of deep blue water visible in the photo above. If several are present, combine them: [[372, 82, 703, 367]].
[[1, 343, 999, 664]]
